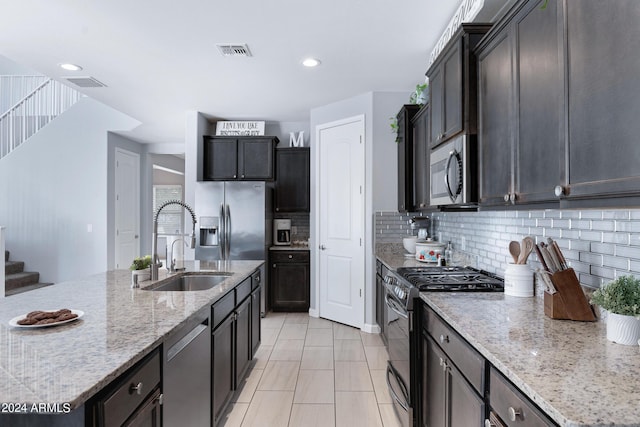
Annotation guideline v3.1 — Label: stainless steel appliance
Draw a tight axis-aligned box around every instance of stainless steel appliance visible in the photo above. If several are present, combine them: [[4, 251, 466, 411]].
[[195, 181, 272, 314], [430, 135, 477, 206], [273, 219, 291, 246], [383, 265, 503, 426]]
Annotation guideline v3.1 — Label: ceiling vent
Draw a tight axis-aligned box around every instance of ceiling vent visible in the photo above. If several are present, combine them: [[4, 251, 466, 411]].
[[63, 76, 107, 88], [216, 44, 252, 57]]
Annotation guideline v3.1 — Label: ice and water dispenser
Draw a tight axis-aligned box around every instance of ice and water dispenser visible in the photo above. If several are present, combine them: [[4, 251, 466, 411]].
[[199, 216, 219, 247]]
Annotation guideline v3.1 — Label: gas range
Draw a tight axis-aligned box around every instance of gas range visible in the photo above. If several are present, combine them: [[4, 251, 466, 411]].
[[396, 266, 504, 292]]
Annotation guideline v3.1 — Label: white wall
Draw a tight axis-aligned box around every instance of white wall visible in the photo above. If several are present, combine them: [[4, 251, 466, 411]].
[[309, 91, 410, 330], [0, 97, 139, 283]]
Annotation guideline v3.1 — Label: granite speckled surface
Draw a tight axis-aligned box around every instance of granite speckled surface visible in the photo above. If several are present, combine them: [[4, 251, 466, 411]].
[[0, 260, 262, 410], [269, 244, 310, 251], [377, 245, 640, 427]]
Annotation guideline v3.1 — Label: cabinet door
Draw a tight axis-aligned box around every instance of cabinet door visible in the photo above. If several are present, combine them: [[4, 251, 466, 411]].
[[448, 360, 485, 427], [251, 287, 261, 357], [275, 148, 310, 212], [238, 137, 275, 180], [429, 67, 444, 147], [204, 137, 238, 180], [478, 32, 514, 206], [397, 105, 420, 212], [270, 256, 310, 311], [412, 105, 430, 210], [442, 41, 463, 140], [235, 297, 251, 385], [124, 388, 162, 427], [423, 335, 447, 427], [565, 1, 640, 202], [212, 314, 234, 425], [514, 0, 563, 204]]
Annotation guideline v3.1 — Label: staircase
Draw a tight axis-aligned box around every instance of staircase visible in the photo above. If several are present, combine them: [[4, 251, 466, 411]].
[[4, 250, 52, 296]]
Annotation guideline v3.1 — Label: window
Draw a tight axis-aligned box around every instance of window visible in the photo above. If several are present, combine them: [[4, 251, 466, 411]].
[[152, 185, 184, 235]]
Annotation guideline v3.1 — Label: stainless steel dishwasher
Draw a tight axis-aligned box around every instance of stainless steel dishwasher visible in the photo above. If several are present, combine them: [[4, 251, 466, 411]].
[[163, 309, 211, 427]]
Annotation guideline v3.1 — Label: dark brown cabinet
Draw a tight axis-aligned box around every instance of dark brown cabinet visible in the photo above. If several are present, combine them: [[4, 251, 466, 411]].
[[203, 136, 278, 181], [562, 1, 640, 205], [411, 104, 431, 210], [251, 269, 261, 356], [269, 250, 310, 311], [421, 304, 486, 427], [427, 24, 491, 148], [477, 0, 563, 207], [375, 260, 387, 346], [397, 104, 420, 212], [274, 147, 310, 212]]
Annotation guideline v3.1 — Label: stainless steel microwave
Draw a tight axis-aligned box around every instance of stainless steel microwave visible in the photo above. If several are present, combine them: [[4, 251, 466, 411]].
[[430, 135, 477, 206]]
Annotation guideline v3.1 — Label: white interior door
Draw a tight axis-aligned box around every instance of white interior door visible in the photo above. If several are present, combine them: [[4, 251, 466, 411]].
[[115, 148, 140, 269], [317, 116, 365, 329]]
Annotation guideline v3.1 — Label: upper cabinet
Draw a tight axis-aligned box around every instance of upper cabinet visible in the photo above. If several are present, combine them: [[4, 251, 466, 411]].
[[427, 24, 492, 148], [274, 147, 310, 212], [412, 104, 431, 210], [397, 104, 421, 212], [477, 0, 563, 207], [562, 0, 640, 206], [203, 136, 278, 181]]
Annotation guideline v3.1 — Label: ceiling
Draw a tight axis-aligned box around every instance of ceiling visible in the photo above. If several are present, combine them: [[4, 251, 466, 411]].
[[0, 0, 504, 146]]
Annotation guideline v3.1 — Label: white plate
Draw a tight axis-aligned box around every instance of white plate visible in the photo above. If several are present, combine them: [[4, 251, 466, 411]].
[[9, 310, 84, 328]]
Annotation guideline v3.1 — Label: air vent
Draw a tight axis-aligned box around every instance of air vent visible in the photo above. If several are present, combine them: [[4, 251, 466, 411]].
[[63, 76, 107, 88], [216, 44, 252, 57]]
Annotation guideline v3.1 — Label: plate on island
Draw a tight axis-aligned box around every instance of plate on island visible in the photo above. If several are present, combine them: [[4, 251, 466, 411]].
[[9, 310, 84, 328]]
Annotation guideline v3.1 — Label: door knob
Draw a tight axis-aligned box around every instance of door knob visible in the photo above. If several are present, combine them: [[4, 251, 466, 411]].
[[319, 245, 326, 250]]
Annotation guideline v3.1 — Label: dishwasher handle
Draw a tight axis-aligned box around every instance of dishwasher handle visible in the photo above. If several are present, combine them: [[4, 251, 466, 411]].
[[167, 323, 208, 362]]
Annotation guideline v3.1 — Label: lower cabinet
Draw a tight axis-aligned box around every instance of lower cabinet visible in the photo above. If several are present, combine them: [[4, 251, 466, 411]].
[[212, 302, 234, 426], [269, 250, 310, 311], [91, 349, 162, 427], [376, 260, 388, 346], [251, 271, 261, 355]]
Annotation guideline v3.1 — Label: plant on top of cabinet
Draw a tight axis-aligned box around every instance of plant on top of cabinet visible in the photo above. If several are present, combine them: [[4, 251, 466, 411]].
[[427, 23, 491, 148]]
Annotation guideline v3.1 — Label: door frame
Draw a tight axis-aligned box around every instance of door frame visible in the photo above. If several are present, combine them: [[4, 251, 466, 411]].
[[313, 114, 366, 329]]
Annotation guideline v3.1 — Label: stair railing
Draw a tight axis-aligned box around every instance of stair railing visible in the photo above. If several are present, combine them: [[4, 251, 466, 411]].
[[0, 78, 82, 159]]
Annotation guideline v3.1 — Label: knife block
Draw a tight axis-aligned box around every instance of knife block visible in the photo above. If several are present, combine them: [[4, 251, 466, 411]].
[[544, 268, 597, 322]]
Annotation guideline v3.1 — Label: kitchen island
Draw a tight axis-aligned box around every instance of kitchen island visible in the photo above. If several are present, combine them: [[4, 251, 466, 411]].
[[377, 247, 640, 427], [0, 260, 262, 424]]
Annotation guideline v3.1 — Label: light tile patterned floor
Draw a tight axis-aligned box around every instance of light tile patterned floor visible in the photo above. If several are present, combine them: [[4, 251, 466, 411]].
[[218, 312, 401, 427]]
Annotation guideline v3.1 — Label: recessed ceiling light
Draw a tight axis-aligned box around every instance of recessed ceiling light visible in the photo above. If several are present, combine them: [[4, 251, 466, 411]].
[[59, 63, 83, 71], [302, 58, 321, 67]]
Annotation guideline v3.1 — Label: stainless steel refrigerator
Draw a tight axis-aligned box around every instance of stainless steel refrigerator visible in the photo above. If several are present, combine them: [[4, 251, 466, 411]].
[[195, 181, 271, 312]]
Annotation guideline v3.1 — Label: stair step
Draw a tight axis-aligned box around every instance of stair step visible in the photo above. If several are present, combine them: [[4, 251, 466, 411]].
[[5, 271, 40, 292], [5, 260, 24, 275], [5, 282, 54, 296]]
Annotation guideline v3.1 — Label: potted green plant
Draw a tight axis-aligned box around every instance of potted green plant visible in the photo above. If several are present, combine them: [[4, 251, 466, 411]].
[[130, 255, 152, 287], [389, 117, 400, 143], [590, 275, 640, 345], [409, 82, 428, 106]]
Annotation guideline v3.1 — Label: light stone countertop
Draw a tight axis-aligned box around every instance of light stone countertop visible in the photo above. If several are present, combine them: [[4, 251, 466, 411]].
[[0, 260, 263, 411], [376, 245, 640, 427], [269, 244, 310, 251]]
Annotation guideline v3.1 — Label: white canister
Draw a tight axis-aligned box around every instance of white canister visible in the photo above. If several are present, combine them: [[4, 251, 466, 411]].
[[504, 263, 534, 297]]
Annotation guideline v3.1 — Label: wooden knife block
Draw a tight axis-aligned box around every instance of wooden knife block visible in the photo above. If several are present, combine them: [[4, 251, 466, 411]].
[[544, 268, 596, 322]]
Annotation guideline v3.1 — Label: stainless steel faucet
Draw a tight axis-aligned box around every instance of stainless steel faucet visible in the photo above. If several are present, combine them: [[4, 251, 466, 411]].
[[168, 238, 189, 273], [152, 200, 197, 280]]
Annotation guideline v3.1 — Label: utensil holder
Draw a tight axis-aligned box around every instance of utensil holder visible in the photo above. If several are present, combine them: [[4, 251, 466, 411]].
[[544, 268, 596, 322]]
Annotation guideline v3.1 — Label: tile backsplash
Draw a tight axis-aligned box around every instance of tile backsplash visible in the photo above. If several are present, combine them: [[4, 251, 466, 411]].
[[274, 212, 309, 243], [375, 209, 640, 289]]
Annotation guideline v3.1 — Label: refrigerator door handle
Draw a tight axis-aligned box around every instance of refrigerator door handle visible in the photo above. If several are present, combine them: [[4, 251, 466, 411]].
[[225, 204, 231, 259], [219, 202, 226, 259]]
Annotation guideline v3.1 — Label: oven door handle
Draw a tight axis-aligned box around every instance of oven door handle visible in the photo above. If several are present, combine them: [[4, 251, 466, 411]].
[[386, 363, 409, 412], [384, 293, 408, 319]]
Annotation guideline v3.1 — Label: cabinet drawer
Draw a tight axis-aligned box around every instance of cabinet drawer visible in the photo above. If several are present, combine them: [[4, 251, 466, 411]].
[[489, 367, 556, 426], [236, 277, 252, 303], [251, 269, 261, 290], [102, 350, 160, 427], [270, 251, 310, 263], [212, 291, 235, 329], [424, 307, 485, 395]]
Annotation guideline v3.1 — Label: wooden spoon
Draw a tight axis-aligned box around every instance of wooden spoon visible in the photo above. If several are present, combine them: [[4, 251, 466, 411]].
[[518, 237, 535, 264], [508, 241, 521, 264]]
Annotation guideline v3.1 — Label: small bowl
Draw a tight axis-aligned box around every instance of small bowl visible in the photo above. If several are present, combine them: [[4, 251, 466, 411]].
[[403, 237, 417, 254]]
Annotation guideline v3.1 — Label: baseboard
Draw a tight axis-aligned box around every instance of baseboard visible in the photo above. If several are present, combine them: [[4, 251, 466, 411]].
[[362, 322, 381, 334], [308, 307, 319, 318]]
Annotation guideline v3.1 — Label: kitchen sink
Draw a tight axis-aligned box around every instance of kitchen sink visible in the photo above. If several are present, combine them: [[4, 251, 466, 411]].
[[143, 273, 233, 291]]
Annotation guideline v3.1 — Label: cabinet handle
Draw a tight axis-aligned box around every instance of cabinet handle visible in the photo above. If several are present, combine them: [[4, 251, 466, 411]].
[[439, 357, 448, 372], [484, 420, 496, 427], [241, 174, 245, 178], [554, 185, 566, 197], [508, 406, 522, 422], [288, 255, 293, 259], [509, 193, 517, 204], [276, 208, 279, 211], [504, 194, 510, 202], [439, 334, 449, 344], [272, 263, 276, 268], [233, 175, 237, 179], [129, 382, 143, 396]]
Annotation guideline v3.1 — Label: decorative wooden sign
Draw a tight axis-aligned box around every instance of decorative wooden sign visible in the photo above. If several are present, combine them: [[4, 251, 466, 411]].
[[215, 121, 265, 136]]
